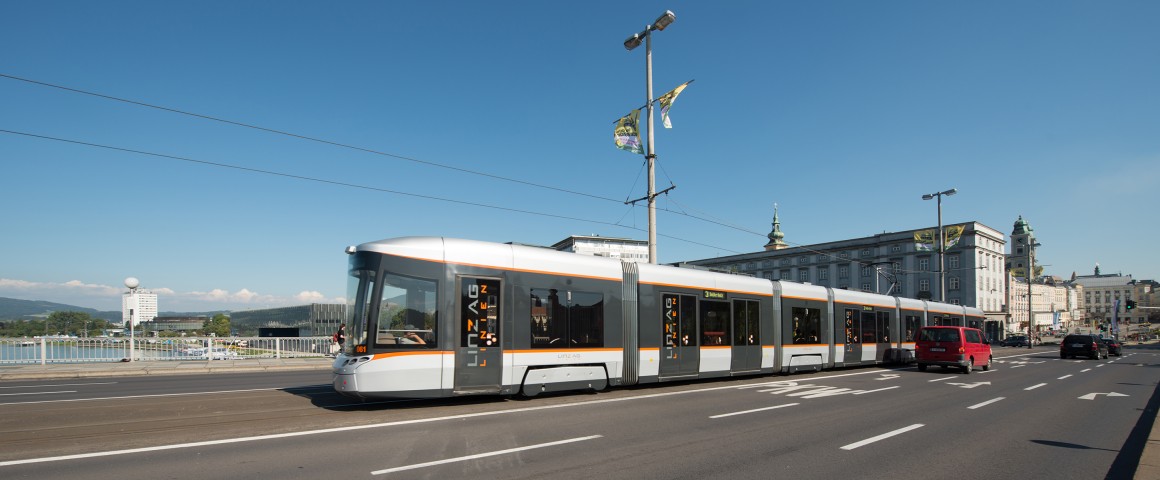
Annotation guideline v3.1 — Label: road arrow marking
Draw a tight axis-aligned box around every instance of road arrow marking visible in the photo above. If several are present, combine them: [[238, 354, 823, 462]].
[[1079, 392, 1129, 400], [946, 381, 991, 389], [876, 374, 900, 381]]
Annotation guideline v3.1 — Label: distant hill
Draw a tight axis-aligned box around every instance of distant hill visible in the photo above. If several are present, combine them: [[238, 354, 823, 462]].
[[0, 297, 227, 322], [0, 297, 119, 321]]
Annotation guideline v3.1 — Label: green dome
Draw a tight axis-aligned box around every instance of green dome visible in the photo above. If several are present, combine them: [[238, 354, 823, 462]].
[[1012, 215, 1032, 236]]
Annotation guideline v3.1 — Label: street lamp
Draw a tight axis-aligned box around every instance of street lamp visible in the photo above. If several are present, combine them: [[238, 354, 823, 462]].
[[125, 277, 139, 362], [624, 10, 676, 264], [1026, 242, 1040, 349], [921, 188, 957, 301]]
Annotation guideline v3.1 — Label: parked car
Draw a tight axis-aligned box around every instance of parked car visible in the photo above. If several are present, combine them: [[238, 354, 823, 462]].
[[915, 326, 993, 374], [1103, 338, 1122, 356], [1060, 334, 1108, 360], [1001, 335, 1030, 347]]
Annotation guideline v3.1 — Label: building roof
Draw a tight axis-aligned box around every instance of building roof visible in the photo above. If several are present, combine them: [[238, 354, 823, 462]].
[[1070, 274, 1134, 288]]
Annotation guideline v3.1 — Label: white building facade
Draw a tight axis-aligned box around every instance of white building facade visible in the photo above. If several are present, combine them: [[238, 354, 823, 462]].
[[122, 290, 158, 327], [551, 235, 650, 263]]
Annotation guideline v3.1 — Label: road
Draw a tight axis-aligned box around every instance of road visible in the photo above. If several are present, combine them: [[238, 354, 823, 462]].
[[1, 346, 1158, 479]]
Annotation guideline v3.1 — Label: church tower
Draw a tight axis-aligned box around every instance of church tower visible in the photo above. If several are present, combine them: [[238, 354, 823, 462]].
[[764, 204, 789, 251], [1008, 215, 1035, 279]]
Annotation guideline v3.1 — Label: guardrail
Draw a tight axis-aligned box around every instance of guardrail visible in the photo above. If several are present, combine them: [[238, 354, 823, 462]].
[[0, 336, 333, 365]]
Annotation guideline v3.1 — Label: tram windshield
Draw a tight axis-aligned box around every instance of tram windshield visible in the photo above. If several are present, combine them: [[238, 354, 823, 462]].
[[345, 256, 439, 354]]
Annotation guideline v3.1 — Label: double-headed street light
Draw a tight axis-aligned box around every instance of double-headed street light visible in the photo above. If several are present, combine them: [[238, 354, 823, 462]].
[[922, 188, 957, 302], [624, 10, 676, 265]]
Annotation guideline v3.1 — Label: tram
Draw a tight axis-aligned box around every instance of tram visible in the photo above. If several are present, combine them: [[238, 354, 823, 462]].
[[332, 237, 984, 399]]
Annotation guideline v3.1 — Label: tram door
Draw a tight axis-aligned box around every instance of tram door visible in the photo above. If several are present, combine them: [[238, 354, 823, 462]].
[[861, 311, 877, 363], [455, 277, 503, 393], [731, 299, 761, 371], [842, 309, 861, 364], [660, 293, 699, 377]]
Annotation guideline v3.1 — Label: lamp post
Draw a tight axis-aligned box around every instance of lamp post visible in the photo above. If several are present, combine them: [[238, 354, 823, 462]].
[[624, 10, 676, 265], [125, 277, 139, 362], [1027, 242, 1040, 349], [922, 188, 957, 302]]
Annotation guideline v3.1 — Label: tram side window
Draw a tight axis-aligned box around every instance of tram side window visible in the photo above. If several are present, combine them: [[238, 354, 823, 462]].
[[700, 300, 731, 345], [376, 273, 438, 348], [931, 315, 943, 326], [791, 307, 821, 344], [904, 315, 920, 341], [530, 289, 604, 348]]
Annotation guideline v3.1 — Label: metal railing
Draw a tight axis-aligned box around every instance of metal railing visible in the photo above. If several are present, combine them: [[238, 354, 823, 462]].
[[0, 336, 333, 365]]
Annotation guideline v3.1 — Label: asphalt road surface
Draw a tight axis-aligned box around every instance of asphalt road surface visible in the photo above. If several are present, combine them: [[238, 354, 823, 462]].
[[2, 346, 1157, 479]]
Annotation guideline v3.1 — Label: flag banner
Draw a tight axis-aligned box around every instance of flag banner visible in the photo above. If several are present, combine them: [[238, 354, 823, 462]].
[[658, 82, 689, 128], [614, 109, 643, 154], [943, 225, 965, 249], [913, 229, 935, 251]]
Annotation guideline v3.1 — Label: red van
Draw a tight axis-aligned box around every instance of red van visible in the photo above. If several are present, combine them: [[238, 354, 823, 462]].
[[914, 326, 993, 374]]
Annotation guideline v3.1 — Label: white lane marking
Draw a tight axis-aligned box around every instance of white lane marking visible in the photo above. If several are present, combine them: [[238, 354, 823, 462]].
[[1096, 364, 1106, 368], [0, 387, 281, 407], [1010, 365, 1025, 369], [1024, 383, 1047, 391], [1081, 369, 1092, 373], [371, 435, 602, 475], [0, 391, 77, 397], [1058, 375, 1073, 380], [852, 386, 900, 395], [711, 403, 799, 419], [927, 377, 952, 382], [841, 424, 924, 450], [968, 397, 1005, 410], [0, 372, 896, 467], [0, 382, 117, 389]]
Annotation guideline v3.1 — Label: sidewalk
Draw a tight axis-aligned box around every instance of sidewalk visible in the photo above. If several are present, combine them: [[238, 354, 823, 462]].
[[0, 356, 335, 381]]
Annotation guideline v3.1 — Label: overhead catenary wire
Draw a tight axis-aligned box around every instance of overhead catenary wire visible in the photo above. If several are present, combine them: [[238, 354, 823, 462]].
[[0, 128, 744, 255], [0, 73, 762, 245]]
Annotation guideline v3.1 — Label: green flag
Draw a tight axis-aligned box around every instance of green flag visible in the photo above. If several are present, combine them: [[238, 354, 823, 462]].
[[614, 109, 643, 154]]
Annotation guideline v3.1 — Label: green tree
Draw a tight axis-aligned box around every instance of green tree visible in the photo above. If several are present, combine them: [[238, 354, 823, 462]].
[[203, 314, 231, 337], [46, 311, 111, 337]]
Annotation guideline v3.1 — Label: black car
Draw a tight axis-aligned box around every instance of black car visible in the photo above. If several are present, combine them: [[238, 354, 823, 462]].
[[1060, 334, 1108, 359], [1001, 335, 1030, 347], [1103, 338, 1122, 356]]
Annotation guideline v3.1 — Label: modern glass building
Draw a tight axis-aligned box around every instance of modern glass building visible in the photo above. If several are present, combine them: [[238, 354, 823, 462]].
[[229, 304, 345, 336]]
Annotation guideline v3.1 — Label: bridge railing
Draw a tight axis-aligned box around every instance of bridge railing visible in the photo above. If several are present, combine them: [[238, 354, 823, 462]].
[[0, 336, 333, 365]]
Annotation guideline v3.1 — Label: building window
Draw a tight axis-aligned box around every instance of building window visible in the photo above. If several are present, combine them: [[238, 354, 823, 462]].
[[799, 257, 808, 264], [891, 244, 901, 253], [838, 266, 849, 278], [948, 256, 960, 270], [892, 262, 901, 273], [950, 299, 960, 305], [840, 252, 849, 259], [918, 258, 929, 271], [919, 279, 930, 292], [763, 260, 772, 268], [862, 249, 871, 257], [819, 269, 828, 280], [862, 283, 871, 291], [949, 277, 960, 290], [781, 259, 790, 266], [799, 270, 809, 282], [780, 269, 790, 280], [861, 266, 871, 277]]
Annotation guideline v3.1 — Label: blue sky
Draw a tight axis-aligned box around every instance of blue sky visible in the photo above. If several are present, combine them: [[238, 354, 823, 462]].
[[2, 1, 1157, 312]]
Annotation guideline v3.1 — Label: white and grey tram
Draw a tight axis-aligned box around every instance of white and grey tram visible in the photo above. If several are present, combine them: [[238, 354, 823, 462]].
[[332, 237, 985, 400]]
